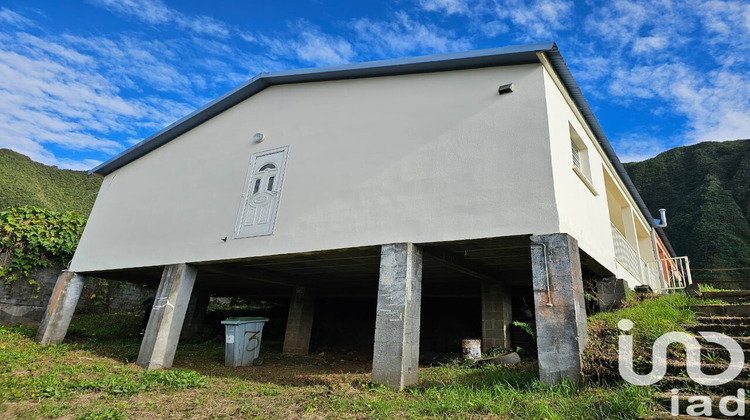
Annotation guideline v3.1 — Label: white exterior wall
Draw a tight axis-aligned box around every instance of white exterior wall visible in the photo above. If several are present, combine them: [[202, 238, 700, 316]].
[[541, 65, 652, 288], [71, 64, 559, 272]]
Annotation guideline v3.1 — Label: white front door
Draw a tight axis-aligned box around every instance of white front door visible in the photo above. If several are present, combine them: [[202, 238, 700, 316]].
[[235, 146, 289, 238]]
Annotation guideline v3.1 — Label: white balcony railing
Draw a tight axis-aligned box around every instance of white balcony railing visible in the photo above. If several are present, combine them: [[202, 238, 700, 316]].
[[611, 223, 641, 280]]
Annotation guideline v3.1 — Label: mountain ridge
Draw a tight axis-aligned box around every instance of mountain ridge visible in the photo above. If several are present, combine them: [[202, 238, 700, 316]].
[[624, 139, 750, 283], [0, 149, 102, 216]]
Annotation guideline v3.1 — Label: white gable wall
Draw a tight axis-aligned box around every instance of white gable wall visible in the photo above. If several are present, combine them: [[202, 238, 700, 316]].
[[71, 64, 560, 272]]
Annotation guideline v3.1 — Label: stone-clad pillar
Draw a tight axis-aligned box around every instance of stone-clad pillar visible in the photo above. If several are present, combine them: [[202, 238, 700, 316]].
[[530, 234, 588, 386], [137, 263, 197, 370], [36, 270, 85, 344], [283, 287, 316, 355], [481, 280, 512, 351], [372, 243, 423, 390]]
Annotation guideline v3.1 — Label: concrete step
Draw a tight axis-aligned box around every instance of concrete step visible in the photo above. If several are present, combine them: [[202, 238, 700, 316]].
[[666, 361, 750, 376], [655, 392, 747, 419], [696, 335, 750, 350], [666, 347, 750, 363], [700, 348, 750, 363], [686, 323, 750, 336], [656, 376, 750, 394], [694, 304, 750, 317], [702, 291, 750, 304], [696, 316, 750, 325]]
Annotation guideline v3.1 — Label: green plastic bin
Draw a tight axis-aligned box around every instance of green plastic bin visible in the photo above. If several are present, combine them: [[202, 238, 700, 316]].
[[221, 317, 269, 367]]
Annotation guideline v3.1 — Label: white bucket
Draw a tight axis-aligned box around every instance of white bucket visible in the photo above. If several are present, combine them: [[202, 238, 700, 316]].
[[461, 339, 481, 360]]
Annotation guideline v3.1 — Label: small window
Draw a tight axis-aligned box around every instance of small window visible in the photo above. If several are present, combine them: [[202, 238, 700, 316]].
[[569, 124, 590, 178], [571, 141, 582, 170], [569, 123, 598, 195], [234, 146, 289, 238]]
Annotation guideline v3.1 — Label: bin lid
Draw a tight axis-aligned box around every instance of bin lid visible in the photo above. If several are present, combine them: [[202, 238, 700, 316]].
[[221, 316, 269, 325]]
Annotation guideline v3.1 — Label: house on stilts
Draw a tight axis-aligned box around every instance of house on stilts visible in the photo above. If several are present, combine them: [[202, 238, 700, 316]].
[[36, 42, 691, 389]]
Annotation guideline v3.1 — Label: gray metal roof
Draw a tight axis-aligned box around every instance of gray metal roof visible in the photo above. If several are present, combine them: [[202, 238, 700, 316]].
[[89, 41, 673, 255]]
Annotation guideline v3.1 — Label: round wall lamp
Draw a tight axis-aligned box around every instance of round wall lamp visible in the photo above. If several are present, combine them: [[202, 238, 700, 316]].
[[253, 132, 265, 143]]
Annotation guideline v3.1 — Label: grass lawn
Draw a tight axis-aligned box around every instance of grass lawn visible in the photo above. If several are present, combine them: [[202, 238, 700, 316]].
[[0, 295, 696, 419]]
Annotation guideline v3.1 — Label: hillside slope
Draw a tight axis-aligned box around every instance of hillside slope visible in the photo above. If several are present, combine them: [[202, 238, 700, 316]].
[[0, 149, 102, 216], [624, 139, 750, 282]]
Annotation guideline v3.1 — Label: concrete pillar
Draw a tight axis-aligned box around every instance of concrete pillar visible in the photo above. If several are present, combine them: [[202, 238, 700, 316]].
[[481, 280, 512, 351], [372, 243, 422, 390], [137, 263, 197, 370], [596, 277, 626, 312], [180, 288, 210, 342], [36, 270, 85, 344], [283, 287, 316, 355], [530, 234, 588, 386]]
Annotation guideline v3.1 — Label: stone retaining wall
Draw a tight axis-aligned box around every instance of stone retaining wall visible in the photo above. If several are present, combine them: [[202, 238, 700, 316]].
[[0, 261, 155, 325]]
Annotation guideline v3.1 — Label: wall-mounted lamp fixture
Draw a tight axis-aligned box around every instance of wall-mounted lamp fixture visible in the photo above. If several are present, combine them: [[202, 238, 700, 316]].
[[498, 83, 513, 95], [253, 133, 265, 143]]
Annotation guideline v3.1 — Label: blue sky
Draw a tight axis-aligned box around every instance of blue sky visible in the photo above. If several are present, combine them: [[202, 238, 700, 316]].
[[1, 0, 748, 170]]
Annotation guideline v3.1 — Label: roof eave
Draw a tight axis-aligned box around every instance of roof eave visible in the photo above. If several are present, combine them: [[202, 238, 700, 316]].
[[543, 48, 674, 256]]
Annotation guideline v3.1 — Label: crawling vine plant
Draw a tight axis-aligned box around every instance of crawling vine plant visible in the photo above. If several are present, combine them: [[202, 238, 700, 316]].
[[0, 206, 86, 290]]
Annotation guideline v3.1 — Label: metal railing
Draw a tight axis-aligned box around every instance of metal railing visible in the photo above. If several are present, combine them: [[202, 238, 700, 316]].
[[643, 256, 693, 291], [611, 224, 642, 280]]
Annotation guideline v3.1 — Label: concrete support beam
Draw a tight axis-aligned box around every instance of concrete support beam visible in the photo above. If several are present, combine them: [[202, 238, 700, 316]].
[[36, 271, 85, 344], [180, 288, 210, 342], [530, 234, 588, 386], [283, 287, 316, 355], [137, 263, 197, 370], [372, 243, 423, 390], [481, 280, 512, 351], [596, 277, 626, 312]]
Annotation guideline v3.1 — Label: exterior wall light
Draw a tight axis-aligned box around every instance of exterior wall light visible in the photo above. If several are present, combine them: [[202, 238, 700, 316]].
[[253, 133, 265, 143]]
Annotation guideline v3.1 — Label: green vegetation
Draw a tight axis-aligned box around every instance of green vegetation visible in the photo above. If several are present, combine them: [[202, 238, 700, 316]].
[[624, 139, 750, 285], [583, 292, 701, 382], [0, 149, 102, 216], [0, 323, 205, 419], [0, 309, 658, 419], [0, 206, 86, 289], [326, 367, 652, 419]]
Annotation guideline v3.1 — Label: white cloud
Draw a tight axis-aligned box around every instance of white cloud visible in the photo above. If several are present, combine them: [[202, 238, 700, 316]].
[[0, 12, 220, 169], [89, 0, 230, 38], [496, 0, 574, 39], [614, 133, 672, 163], [631, 35, 669, 53], [568, 0, 750, 160], [419, 0, 471, 15], [0, 7, 34, 28], [352, 12, 471, 56], [259, 21, 355, 66], [416, 0, 572, 40]]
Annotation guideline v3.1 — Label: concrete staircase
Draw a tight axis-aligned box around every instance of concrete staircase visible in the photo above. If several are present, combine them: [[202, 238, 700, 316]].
[[651, 290, 750, 419]]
